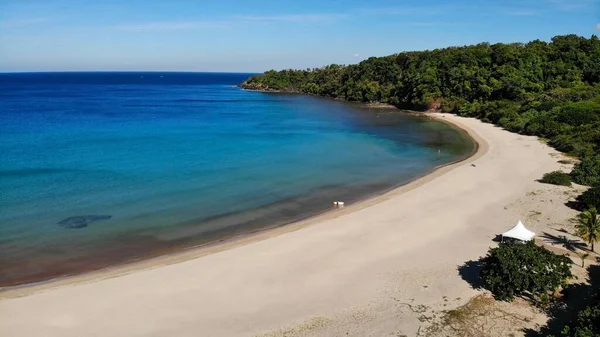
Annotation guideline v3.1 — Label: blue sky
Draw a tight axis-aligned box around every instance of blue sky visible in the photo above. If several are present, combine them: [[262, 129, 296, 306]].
[[0, 0, 598, 72]]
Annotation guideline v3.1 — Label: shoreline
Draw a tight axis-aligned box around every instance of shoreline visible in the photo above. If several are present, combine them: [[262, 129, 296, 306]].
[[1, 111, 580, 337], [0, 111, 483, 298]]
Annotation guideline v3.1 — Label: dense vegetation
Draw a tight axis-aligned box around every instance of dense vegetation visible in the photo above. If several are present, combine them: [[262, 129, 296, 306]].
[[541, 171, 573, 186], [241, 35, 600, 186], [478, 241, 572, 302]]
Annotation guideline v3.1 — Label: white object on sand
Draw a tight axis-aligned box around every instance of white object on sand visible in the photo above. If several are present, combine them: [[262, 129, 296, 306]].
[[501, 220, 535, 241]]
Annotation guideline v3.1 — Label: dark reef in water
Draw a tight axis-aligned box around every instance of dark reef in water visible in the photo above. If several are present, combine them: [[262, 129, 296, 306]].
[[58, 215, 112, 229]]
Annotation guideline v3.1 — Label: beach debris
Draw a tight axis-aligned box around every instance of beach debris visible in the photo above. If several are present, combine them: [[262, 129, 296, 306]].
[[333, 201, 345, 208], [471, 164, 477, 167], [57, 215, 112, 229]]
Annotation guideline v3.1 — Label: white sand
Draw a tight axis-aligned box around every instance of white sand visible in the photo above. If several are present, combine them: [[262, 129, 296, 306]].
[[0, 114, 580, 336]]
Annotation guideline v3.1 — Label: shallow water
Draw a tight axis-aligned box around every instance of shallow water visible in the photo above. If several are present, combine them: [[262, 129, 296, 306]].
[[0, 72, 474, 286]]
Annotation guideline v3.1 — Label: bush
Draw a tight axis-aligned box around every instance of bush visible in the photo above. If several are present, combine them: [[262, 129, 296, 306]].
[[577, 186, 600, 210], [541, 171, 572, 186], [480, 241, 573, 301], [555, 101, 600, 126], [549, 135, 577, 153], [571, 155, 600, 186]]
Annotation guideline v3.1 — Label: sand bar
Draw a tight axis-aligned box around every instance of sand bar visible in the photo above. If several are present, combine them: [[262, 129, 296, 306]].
[[0, 114, 571, 336]]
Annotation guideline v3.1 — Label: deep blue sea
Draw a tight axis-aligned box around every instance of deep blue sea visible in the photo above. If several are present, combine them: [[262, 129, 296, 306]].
[[0, 72, 474, 285]]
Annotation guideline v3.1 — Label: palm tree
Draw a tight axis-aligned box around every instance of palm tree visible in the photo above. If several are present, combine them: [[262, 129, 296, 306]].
[[575, 207, 600, 253], [575, 251, 590, 268]]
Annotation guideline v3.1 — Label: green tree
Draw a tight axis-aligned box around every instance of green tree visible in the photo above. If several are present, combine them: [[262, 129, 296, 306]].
[[575, 251, 590, 268], [479, 241, 573, 301], [575, 207, 600, 252]]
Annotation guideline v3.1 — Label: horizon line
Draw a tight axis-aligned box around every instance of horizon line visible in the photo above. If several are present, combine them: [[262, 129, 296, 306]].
[[0, 70, 262, 74]]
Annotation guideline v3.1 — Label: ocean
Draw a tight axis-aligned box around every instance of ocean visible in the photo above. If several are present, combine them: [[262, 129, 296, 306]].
[[0, 72, 474, 286]]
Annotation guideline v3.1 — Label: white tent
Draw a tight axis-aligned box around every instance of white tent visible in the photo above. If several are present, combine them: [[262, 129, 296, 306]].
[[501, 220, 535, 241]]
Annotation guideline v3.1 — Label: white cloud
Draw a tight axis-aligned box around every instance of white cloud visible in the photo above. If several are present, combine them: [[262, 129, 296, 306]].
[[115, 21, 231, 32], [546, 0, 599, 11], [231, 13, 346, 23], [407, 22, 436, 26], [596, 23, 600, 32], [357, 5, 451, 16], [0, 17, 50, 28], [506, 10, 540, 16], [116, 13, 345, 32]]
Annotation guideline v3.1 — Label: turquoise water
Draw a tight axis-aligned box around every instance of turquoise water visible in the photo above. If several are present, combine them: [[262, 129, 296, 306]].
[[0, 72, 474, 286]]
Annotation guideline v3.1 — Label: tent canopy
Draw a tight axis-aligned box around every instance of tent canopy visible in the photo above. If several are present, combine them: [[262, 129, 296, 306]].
[[501, 220, 535, 241]]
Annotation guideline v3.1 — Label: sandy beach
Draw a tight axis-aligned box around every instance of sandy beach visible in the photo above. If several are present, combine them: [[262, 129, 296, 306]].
[[0, 113, 585, 336]]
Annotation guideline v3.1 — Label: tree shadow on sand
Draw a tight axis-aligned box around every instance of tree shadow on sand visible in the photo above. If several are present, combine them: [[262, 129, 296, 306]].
[[540, 232, 589, 253], [458, 260, 485, 290], [565, 199, 585, 212], [524, 264, 600, 336], [491, 234, 503, 242]]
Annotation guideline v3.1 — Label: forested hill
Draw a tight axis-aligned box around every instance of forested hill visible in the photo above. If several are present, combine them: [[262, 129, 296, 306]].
[[241, 34, 600, 187]]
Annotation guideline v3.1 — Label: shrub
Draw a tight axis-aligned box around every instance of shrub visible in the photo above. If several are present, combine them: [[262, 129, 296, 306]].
[[577, 186, 600, 210], [549, 135, 577, 153], [571, 155, 600, 186], [541, 171, 572, 186], [480, 241, 573, 301]]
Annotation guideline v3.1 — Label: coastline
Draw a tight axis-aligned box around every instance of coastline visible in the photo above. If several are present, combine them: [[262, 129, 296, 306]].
[[0, 111, 481, 298], [0, 112, 582, 337]]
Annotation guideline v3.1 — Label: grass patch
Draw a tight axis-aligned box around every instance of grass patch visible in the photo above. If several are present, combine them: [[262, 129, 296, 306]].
[[529, 210, 543, 218], [425, 295, 531, 337], [257, 317, 330, 337]]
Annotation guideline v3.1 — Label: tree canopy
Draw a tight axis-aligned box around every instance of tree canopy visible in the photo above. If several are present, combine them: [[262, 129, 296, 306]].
[[479, 241, 573, 302]]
